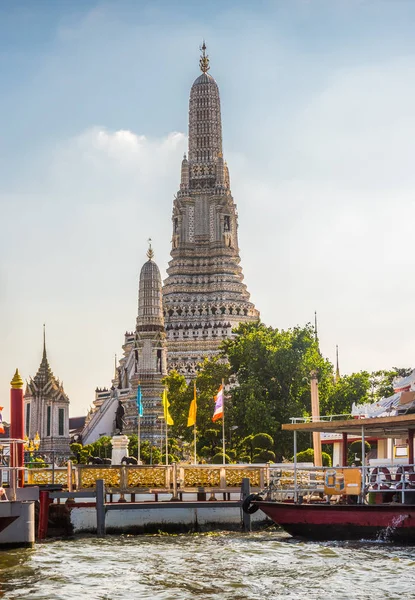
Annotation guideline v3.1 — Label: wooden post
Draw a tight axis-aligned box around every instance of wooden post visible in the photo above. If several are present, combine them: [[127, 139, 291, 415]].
[[310, 371, 322, 467], [96, 479, 106, 537], [171, 463, 179, 500], [241, 477, 251, 532], [67, 460, 73, 492], [38, 490, 50, 540]]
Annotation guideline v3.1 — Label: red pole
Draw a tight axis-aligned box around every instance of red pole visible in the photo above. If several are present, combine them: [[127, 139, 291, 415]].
[[38, 490, 50, 540], [408, 430, 414, 466], [341, 432, 348, 467], [10, 369, 24, 487]]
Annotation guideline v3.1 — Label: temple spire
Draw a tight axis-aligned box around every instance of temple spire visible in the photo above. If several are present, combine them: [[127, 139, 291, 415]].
[[335, 345, 341, 383], [33, 325, 53, 386], [43, 323, 47, 359], [314, 311, 318, 342], [199, 41, 210, 73]]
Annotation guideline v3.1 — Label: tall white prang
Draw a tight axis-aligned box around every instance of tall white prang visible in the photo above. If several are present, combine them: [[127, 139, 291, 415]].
[[162, 43, 260, 376]]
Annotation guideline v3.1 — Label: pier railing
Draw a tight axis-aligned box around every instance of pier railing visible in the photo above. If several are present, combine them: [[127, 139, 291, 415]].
[[26, 462, 269, 495], [266, 463, 415, 504]]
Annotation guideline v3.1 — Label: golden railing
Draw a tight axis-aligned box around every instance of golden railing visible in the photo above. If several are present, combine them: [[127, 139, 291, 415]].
[[26, 463, 269, 494]]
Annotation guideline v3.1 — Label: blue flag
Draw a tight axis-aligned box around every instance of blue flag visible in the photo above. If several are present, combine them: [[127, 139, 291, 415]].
[[136, 385, 143, 417]]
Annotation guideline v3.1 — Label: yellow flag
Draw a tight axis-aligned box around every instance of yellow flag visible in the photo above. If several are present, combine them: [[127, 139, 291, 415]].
[[187, 382, 197, 427], [162, 388, 174, 425]]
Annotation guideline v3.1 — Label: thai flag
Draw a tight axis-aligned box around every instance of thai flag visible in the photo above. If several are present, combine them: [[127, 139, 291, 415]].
[[212, 385, 224, 422], [0, 407, 4, 434]]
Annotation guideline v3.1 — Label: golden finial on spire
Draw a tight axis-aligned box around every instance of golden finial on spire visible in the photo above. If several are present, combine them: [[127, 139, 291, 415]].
[[11, 368, 24, 389], [199, 41, 210, 73], [147, 237, 154, 260]]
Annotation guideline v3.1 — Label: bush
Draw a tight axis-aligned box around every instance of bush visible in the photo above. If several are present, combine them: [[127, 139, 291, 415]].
[[348, 440, 370, 466], [238, 454, 251, 464], [27, 457, 49, 469], [211, 453, 232, 464], [252, 433, 274, 450], [199, 445, 212, 458], [294, 448, 332, 467], [252, 449, 276, 463]]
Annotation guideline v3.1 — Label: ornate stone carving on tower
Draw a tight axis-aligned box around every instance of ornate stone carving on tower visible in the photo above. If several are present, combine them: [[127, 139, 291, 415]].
[[24, 327, 71, 453], [162, 43, 260, 375], [82, 243, 167, 446]]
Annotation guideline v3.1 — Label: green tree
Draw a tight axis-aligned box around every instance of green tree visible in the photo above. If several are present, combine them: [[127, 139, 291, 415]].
[[222, 321, 334, 456], [368, 368, 412, 400], [323, 372, 371, 416]]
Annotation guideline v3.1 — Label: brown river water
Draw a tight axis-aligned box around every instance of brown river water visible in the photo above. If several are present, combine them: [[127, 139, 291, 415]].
[[1, 530, 415, 599]]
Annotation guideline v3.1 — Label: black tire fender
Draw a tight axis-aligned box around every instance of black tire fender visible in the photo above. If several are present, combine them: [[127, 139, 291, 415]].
[[242, 493, 263, 514]]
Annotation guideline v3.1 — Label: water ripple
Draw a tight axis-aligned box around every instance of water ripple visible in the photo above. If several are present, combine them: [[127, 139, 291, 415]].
[[1, 532, 415, 599]]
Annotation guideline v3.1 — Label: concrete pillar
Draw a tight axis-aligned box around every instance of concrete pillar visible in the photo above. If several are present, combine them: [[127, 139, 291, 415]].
[[111, 435, 129, 465], [333, 441, 341, 466], [377, 439, 388, 460]]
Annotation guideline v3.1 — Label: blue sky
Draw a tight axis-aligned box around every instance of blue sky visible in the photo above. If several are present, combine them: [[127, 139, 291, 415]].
[[2, 0, 415, 418]]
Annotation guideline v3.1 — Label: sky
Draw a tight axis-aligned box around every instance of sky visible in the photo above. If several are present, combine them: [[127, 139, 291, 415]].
[[1, 0, 415, 419]]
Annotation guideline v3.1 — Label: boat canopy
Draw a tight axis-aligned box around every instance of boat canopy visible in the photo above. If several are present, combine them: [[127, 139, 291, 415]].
[[282, 413, 415, 438]]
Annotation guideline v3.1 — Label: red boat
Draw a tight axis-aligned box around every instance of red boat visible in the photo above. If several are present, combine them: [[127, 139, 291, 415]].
[[243, 414, 415, 543], [254, 501, 415, 542]]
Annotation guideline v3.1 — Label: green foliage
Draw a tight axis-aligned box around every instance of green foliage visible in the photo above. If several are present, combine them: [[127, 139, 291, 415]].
[[87, 436, 112, 459], [137, 441, 162, 465], [251, 433, 274, 450], [222, 321, 334, 456], [27, 456, 49, 468], [238, 453, 251, 464], [369, 368, 412, 400], [323, 372, 371, 416], [294, 448, 332, 467], [162, 360, 230, 444], [252, 450, 276, 463], [211, 453, 232, 464], [348, 440, 371, 466]]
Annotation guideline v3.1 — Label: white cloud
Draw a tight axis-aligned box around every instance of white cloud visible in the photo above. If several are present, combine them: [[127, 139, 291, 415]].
[[2, 3, 415, 420]]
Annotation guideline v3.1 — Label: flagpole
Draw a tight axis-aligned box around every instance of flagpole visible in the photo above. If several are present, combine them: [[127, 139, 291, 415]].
[[193, 424, 197, 465], [137, 382, 141, 465], [138, 412, 141, 464], [164, 386, 168, 466], [222, 379, 225, 465], [165, 416, 168, 466], [193, 381, 197, 465]]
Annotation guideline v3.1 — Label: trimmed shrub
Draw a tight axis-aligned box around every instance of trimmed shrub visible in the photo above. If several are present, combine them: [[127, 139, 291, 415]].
[[252, 433, 274, 450], [294, 448, 332, 467], [211, 453, 232, 464], [238, 454, 251, 464], [252, 450, 276, 463]]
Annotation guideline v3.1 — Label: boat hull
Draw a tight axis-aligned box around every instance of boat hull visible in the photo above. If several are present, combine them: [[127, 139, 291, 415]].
[[256, 501, 415, 542]]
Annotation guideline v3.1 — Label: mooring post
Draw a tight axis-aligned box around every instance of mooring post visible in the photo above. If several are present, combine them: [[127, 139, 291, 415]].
[[241, 477, 251, 532], [171, 463, 179, 500], [67, 460, 73, 492], [38, 490, 50, 540], [96, 479, 106, 537]]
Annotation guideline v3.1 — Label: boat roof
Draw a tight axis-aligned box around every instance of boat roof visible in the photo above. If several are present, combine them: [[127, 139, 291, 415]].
[[282, 413, 415, 438]]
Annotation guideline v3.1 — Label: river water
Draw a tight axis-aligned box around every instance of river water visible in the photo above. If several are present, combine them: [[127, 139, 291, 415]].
[[1, 530, 415, 600]]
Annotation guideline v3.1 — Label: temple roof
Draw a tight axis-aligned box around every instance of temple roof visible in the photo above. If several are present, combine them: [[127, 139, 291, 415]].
[[28, 327, 69, 401], [192, 72, 217, 87]]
